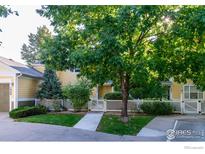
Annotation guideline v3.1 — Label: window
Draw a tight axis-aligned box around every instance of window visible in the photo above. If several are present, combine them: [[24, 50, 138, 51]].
[[69, 68, 80, 73], [184, 85, 203, 100]]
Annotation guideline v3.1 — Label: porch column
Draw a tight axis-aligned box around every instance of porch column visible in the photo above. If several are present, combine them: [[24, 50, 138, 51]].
[[13, 75, 18, 109], [9, 81, 12, 111]]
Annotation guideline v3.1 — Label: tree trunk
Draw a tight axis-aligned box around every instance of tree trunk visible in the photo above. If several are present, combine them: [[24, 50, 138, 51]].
[[120, 73, 129, 123]]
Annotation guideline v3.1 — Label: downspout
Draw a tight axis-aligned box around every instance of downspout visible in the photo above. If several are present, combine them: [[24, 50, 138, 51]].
[[14, 73, 22, 109]]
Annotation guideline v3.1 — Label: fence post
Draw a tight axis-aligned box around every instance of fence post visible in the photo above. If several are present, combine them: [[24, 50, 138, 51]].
[[181, 100, 184, 114], [34, 99, 39, 106], [104, 99, 107, 112], [197, 100, 201, 114]]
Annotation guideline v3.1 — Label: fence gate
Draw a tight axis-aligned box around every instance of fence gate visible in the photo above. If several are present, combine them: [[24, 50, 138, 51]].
[[88, 99, 106, 112], [183, 100, 199, 114]]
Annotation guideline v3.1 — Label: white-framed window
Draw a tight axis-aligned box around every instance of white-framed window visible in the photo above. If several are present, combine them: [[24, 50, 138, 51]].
[[69, 68, 80, 73], [183, 85, 203, 100]]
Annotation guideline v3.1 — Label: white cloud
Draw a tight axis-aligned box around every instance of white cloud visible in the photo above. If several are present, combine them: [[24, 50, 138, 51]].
[[0, 5, 53, 64]]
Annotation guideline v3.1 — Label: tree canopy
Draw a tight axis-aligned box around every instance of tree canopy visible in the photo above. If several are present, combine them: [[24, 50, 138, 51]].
[[152, 6, 205, 90], [37, 5, 205, 120]]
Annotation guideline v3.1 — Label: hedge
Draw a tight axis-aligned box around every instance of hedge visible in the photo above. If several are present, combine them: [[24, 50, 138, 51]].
[[9, 105, 47, 119], [140, 101, 173, 115], [104, 92, 133, 100]]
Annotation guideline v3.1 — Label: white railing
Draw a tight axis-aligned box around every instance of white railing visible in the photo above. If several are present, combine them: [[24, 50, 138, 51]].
[[88, 99, 205, 114], [35, 98, 205, 114]]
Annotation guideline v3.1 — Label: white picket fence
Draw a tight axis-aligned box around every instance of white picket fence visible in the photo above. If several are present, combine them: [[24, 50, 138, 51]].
[[88, 99, 205, 114], [35, 98, 205, 114]]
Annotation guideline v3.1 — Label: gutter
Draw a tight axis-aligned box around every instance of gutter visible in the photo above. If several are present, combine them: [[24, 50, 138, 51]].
[[16, 72, 22, 78], [14, 72, 22, 109]]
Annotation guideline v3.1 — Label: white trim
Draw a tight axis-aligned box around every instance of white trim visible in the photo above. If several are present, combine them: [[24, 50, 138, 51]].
[[0, 72, 16, 76], [183, 84, 204, 100], [18, 98, 36, 101], [0, 79, 12, 83], [0, 62, 20, 74], [111, 86, 114, 92], [13, 75, 18, 109], [14, 73, 22, 109]]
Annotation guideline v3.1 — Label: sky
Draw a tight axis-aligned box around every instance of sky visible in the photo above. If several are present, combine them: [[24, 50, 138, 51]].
[[0, 5, 53, 64]]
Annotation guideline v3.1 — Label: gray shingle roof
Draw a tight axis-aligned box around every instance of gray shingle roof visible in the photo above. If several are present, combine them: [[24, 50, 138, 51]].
[[0, 56, 43, 78]]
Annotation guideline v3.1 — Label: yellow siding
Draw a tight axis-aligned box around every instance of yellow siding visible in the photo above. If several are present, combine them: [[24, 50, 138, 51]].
[[32, 64, 78, 86], [18, 76, 41, 98], [57, 71, 78, 86], [186, 79, 193, 84], [99, 85, 113, 98], [171, 82, 182, 100], [32, 64, 45, 73]]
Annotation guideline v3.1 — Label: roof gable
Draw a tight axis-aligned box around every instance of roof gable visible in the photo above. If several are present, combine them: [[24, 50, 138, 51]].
[[0, 56, 43, 78]]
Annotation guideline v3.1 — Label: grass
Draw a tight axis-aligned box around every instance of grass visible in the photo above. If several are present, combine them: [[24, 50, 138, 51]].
[[17, 114, 83, 127], [97, 115, 154, 135]]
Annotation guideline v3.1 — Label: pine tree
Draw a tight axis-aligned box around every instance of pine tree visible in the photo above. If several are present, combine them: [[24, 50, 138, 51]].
[[36, 68, 62, 99], [21, 25, 52, 65]]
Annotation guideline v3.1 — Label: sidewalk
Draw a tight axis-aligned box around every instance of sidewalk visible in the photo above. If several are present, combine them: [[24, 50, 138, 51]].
[[137, 116, 176, 141], [74, 112, 104, 131]]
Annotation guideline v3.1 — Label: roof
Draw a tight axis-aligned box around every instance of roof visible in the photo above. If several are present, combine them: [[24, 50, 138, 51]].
[[0, 56, 43, 78]]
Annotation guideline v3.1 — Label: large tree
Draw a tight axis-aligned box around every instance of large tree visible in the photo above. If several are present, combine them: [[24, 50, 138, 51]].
[[38, 6, 174, 121], [37, 6, 205, 122], [21, 25, 52, 65], [152, 6, 205, 90]]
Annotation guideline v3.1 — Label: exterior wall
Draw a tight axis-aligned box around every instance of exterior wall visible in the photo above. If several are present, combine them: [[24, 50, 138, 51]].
[[32, 64, 78, 86], [32, 64, 45, 73], [99, 85, 113, 98], [32, 64, 113, 99], [0, 66, 11, 72], [171, 80, 205, 101], [171, 82, 182, 100], [18, 76, 41, 99], [57, 71, 78, 86]]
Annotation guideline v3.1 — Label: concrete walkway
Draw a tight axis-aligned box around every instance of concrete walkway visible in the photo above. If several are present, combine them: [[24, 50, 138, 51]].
[[137, 115, 205, 141], [74, 112, 104, 131], [0, 112, 144, 141], [137, 116, 175, 141]]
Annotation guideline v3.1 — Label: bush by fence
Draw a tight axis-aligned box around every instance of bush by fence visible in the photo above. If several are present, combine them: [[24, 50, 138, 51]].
[[104, 92, 133, 100], [62, 83, 91, 111], [140, 101, 173, 115], [9, 105, 47, 119]]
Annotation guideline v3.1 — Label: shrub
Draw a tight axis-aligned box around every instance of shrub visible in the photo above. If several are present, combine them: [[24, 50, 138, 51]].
[[104, 92, 133, 100], [9, 105, 47, 119], [52, 103, 62, 112], [140, 101, 173, 115], [36, 68, 62, 99], [62, 83, 91, 111]]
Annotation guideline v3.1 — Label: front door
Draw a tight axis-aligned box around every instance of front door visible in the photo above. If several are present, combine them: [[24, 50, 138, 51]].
[[0, 84, 10, 112]]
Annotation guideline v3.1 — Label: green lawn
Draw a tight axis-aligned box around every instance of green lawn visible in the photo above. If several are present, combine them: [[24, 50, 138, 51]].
[[97, 115, 154, 135], [17, 114, 83, 127]]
